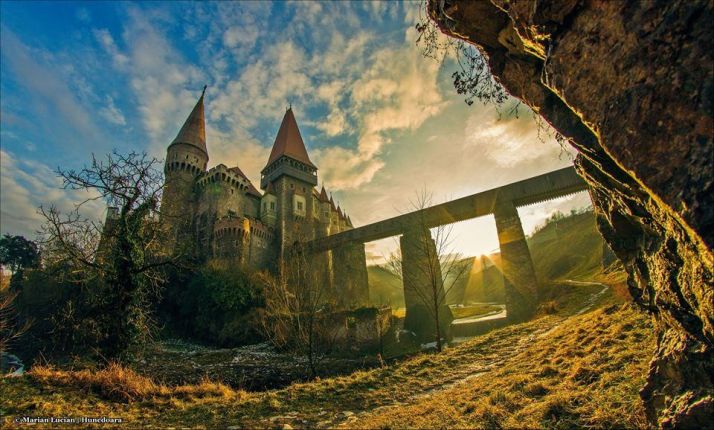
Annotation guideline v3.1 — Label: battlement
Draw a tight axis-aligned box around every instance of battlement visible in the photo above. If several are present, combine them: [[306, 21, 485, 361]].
[[165, 159, 204, 176], [197, 164, 256, 194], [213, 215, 273, 241]]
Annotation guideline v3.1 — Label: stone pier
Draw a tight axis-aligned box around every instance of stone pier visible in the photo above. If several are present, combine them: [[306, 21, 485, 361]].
[[494, 199, 539, 322], [400, 226, 452, 341], [332, 242, 369, 309]]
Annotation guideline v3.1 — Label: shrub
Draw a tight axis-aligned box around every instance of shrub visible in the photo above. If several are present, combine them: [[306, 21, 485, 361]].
[[162, 261, 264, 347]]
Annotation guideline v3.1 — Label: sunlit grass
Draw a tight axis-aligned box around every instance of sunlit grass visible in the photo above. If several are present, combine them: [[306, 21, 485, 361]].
[[1, 286, 653, 429]]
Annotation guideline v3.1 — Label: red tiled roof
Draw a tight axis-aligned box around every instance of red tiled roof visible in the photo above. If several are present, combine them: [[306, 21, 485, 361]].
[[264, 108, 316, 170], [171, 88, 207, 154]]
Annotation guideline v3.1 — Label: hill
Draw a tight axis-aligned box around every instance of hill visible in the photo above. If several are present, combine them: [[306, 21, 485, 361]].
[[457, 209, 609, 305], [368, 209, 609, 307], [1, 281, 651, 429], [367, 265, 404, 308]]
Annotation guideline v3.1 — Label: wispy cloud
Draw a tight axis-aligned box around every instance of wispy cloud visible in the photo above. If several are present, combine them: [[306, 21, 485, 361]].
[[0, 1, 591, 261], [0, 27, 104, 144], [99, 96, 127, 126], [0, 150, 105, 239]]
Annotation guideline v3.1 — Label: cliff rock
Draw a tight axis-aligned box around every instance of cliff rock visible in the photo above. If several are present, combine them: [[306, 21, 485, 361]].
[[427, 0, 713, 427]]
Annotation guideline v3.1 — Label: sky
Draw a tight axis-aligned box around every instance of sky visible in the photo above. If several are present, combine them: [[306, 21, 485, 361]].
[[0, 1, 591, 263]]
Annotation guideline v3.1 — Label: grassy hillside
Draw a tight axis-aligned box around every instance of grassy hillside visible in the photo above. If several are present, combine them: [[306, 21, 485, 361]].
[[367, 265, 404, 308], [369, 210, 608, 308], [528, 210, 605, 281], [459, 210, 607, 304], [1, 285, 652, 429]]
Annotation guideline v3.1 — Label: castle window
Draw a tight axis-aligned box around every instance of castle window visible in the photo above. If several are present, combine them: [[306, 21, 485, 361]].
[[297, 202, 303, 211], [290, 183, 294, 189]]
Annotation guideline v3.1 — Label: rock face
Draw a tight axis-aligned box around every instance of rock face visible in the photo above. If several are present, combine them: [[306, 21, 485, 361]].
[[427, 0, 713, 427]]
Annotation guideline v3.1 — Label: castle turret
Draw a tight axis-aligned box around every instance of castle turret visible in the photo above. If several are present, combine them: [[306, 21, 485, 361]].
[[261, 182, 278, 227], [160, 88, 209, 253], [318, 186, 331, 224], [260, 107, 317, 189], [261, 107, 319, 257]]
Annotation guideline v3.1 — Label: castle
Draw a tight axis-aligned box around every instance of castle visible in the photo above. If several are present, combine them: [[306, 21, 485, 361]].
[[158, 89, 369, 308]]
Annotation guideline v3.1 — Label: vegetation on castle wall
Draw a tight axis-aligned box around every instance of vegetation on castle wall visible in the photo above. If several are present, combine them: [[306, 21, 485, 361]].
[[162, 260, 264, 347]]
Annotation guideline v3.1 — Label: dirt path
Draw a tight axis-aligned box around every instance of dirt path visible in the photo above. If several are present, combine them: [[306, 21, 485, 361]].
[[322, 282, 612, 428], [250, 281, 613, 429], [318, 318, 562, 428], [563, 280, 610, 315]]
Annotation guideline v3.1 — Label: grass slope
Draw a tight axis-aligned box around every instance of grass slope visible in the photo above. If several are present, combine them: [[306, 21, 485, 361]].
[[1, 286, 652, 429]]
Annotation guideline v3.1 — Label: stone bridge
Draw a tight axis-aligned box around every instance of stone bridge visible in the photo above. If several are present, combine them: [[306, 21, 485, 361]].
[[306, 166, 589, 335]]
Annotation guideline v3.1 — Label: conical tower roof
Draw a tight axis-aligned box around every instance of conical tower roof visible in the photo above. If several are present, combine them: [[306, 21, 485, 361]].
[[319, 186, 329, 202], [264, 107, 316, 170], [170, 87, 207, 155]]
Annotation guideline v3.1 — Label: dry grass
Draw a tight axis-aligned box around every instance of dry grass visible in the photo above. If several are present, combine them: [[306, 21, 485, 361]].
[[1, 284, 655, 429], [29, 362, 240, 403], [450, 303, 501, 319], [358, 304, 654, 429]]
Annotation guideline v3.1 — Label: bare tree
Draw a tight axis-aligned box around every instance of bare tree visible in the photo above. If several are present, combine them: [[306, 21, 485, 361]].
[[386, 190, 468, 352], [258, 242, 337, 378], [0, 289, 31, 359], [38, 150, 184, 359]]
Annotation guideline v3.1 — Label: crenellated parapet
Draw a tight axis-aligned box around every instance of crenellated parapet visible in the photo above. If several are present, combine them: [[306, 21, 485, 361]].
[[197, 164, 256, 194], [160, 91, 362, 301]]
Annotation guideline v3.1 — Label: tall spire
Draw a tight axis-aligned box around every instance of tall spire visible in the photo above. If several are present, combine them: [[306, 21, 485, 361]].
[[264, 107, 316, 170], [319, 186, 329, 202], [170, 88, 207, 155]]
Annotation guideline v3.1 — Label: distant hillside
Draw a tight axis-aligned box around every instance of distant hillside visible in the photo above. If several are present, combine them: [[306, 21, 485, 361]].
[[367, 265, 404, 308], [369, 210, 611, 307], [528, 210, 607, 281], [462, 210, 608, 303]]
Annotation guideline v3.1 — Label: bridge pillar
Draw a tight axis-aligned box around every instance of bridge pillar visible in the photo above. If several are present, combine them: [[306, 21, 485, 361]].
[[400, 227, 452, 342], [494, 199, 539, 322], [332, 242, 369, 309]]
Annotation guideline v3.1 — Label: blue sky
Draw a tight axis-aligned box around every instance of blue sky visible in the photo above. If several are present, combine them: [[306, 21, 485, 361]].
[[0, 1, 590, 262]]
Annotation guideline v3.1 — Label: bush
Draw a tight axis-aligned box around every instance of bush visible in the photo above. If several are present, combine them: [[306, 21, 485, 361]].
[[13, 268, 106, 362], [162, 261, 264, 347]]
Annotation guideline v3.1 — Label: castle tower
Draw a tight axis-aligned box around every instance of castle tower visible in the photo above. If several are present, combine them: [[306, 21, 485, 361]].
[[160, 88, 209, 254], [260, 107, 318, 259]]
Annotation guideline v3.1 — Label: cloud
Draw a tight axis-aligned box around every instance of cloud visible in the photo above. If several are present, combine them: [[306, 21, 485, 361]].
[[93, 28, 129, 68], [465, 111, 575, 167], [76, 8, 91, 23], [117, 7, 204, 155], [223, 25, 258, 49], [0, 27, 104, 143], [99, 96, 127, 126], [0, 150, 105, 239], [315, 27, 446, 190]]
